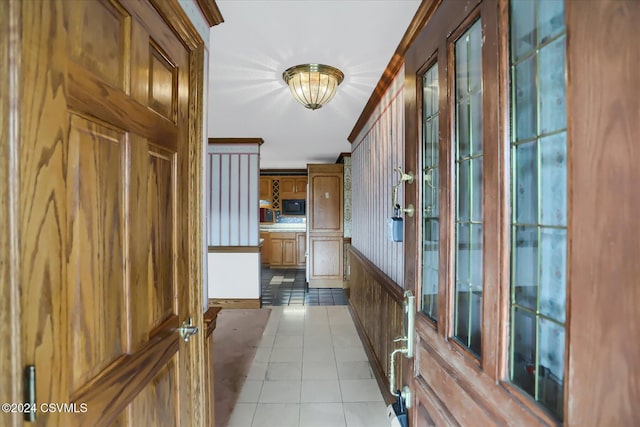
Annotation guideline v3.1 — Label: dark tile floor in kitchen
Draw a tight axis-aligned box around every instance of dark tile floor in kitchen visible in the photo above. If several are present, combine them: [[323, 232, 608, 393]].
[[260, 267, 348, 306]]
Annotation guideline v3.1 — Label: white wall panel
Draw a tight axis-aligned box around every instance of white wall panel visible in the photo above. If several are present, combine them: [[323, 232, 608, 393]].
[[207, 144, 260, 246], [351, 67, 405, 287]]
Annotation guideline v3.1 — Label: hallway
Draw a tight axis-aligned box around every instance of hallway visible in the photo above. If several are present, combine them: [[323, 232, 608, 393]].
[[225, 305, 388, 427]]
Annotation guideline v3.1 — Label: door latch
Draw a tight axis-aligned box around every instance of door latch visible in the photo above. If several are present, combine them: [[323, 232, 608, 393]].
[[179, 317, 199, 343]]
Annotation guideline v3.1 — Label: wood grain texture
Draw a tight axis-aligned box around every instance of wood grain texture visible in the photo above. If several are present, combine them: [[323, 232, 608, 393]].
[[195, 0, 224, 26], [348, 246, 404, 403], [67, 115, 127, 392], [566, 1, 640, 425], [20, 0, 71, 424], [0, 1, 22, 425], [12, 0, 208, 426], [208, 299, 261, 309], [70, 316, 180, 427], [208, 137, 264, 145], [347, 0, 442, 143]]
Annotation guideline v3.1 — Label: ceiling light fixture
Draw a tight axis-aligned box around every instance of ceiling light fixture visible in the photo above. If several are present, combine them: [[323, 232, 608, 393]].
[[282, 64, 344, 110]]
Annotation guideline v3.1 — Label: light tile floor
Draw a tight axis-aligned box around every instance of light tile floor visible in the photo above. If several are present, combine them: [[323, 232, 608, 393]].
[[228, 306, 390, 427]]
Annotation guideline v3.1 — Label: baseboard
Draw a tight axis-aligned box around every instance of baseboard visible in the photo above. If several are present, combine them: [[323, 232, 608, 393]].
[[208, 298, 261, 309]]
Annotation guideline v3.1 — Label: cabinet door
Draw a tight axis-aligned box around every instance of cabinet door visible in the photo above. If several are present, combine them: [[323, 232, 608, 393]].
[[260, 232, 270, 265], [259, 178, 272, 202], [295, 177, 308, 192], [280, 177, 296, 193], [308, 167, 343, 233], [308, 236, 343, 287], [270, 239, 283, 265], [282, 240, 296, 265], [296, 233, 306, 266]]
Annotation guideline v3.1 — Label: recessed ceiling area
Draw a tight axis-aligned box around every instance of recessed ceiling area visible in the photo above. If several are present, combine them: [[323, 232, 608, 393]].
[[208, 1, 420, 169]]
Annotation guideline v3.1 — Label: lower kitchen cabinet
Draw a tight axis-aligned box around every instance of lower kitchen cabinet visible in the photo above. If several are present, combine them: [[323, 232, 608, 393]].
[[270, 232, 297, 267]]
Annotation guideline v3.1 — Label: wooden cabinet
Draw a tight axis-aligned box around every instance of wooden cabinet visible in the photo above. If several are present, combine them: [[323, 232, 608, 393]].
[[259, 177, 272, 203], [281, 177, 307, 194], [307, 164, 344, 287], [260, 231, 270, 265], [269, 232, 297, 266], [296, 232, 306, 267]]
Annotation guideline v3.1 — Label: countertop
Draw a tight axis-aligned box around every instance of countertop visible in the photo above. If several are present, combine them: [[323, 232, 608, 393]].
[[260, 223, 307, 232]]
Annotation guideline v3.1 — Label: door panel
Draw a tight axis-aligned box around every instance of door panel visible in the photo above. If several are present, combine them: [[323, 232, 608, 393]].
[[18, 0, 204, 425], [67, 114, 127, 392]]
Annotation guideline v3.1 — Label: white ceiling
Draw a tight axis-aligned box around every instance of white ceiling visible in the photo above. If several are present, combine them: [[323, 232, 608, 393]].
[[207, 0, 420, 169]]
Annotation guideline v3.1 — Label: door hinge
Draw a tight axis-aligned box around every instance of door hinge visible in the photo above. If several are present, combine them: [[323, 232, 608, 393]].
[[24, 365, 36, 422]]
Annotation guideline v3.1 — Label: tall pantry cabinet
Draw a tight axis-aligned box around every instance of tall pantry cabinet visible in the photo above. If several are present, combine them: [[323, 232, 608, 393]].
[[307, 164, 344, 288]]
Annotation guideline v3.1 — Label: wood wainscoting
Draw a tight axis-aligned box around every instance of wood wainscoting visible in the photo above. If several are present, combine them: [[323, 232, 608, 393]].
[[348, 246, 404, 403]]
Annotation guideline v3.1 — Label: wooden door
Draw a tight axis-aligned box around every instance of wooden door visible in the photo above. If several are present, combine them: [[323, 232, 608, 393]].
[[11, 0, 206, 426], [308, 164, 343, 287]]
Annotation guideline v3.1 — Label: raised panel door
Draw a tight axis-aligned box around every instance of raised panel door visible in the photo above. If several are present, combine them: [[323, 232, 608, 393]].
[[16, 1, 204, 426], [259, 177, 272, 202], [296, 233, 306, 266], [308, 236, 343, 287], [280, 177, 296, 193], [294, 177, 308, 193], [282, 240, 296, 265], [270, 239, 284, 266]]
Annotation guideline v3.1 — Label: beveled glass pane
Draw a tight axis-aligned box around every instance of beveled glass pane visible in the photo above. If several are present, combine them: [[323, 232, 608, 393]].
[[513, 226, 538, 310], [455, 35, 469, 100], [510, 0, 536, 60], [538, 0, 565, 44], [458, 101, 471, 158], [540, 132, 567, 226], [538, 318, 565, 419], [458, 161, 470, 221], [470, 224, 483, 290], [539, 37, 566, 135], [455, 290, 470, 344], [470, 290, 482, 355], [514, 55, 537, 141], [424, 120, 434, 165], [514, 141, 538, 224], [432, 115, 439, 162], [471, 157, 483, 221], [471, 91, 483, 155], [423, 72, 433, 116], [539, 228, 566, 322], [468, 20, 482, 93], [422, 218, 439, 320], [456, 223, 470, 285], [511, 308, 536, 396], [430, 168, 440, 216]]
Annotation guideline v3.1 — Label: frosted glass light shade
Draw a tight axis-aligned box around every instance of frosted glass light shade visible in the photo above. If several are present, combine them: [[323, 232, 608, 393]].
[[282, 64, 344, 110]]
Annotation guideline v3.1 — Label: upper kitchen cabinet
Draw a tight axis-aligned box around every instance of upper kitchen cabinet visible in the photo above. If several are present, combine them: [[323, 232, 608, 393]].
[[280, 177, 308, 196], [259, 177, 272, 204]]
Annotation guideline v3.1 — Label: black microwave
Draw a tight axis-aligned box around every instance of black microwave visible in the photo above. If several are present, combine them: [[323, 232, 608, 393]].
[[281, 199, 305, 215]]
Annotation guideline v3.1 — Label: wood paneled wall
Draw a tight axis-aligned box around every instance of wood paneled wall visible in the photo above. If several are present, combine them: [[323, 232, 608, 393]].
[[351, 68, 405, 286], [349, 247, 404, 402], [207, 140, 260, 246]]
